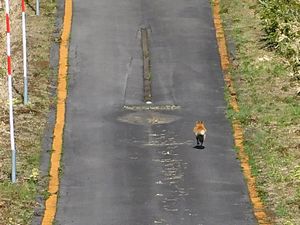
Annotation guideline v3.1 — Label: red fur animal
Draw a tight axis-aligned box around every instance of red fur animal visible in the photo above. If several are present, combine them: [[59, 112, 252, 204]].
[[193, 121, 207, 146]]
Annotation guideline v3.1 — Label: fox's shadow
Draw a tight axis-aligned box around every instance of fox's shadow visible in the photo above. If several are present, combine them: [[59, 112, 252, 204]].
[[193, 145, 205, 150]]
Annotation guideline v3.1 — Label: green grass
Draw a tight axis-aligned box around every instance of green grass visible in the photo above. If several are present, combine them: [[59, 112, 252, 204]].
[[219, 0, 300, 224], [0, 181, 37, 224]]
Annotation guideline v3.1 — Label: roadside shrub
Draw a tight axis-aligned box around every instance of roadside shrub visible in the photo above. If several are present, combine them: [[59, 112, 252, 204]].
[[258, 0, 300, 76]]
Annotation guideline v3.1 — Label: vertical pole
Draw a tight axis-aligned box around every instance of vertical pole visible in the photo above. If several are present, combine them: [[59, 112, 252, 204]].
[[22, 0, 28, 104], [5, 0, 16, 183], [36, 0, 39, 16]]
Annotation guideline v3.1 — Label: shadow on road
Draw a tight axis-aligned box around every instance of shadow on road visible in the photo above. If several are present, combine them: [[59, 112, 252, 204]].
[[193, 145, 205, 150]]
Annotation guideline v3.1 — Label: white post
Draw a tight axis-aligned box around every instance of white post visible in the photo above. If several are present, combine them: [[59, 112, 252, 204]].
[[5, 0, 16, 183], [36, 0, 39, 16], [22, 0, 28, 104], [8, 76, 16, 182]]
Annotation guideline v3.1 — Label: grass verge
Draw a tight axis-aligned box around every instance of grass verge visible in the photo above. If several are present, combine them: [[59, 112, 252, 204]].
[[0, 0, 56, 224], [219, 0, 300, 224]]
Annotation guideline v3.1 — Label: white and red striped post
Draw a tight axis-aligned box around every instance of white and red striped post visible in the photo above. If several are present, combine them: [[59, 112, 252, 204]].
[[21, 0, 28, 104], [5, 0, 17, 183]]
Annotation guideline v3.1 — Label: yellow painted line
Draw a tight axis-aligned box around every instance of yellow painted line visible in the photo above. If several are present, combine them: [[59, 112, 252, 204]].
[[212, 0, 271, 224], [41, 0, 72, 224]]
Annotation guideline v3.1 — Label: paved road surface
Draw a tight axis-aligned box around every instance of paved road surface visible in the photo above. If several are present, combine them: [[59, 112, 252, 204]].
[[56, 0, 257, 224]]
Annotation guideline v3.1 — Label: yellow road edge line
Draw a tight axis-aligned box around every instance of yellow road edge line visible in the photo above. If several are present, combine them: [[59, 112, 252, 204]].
[[212, 0, 271, 224], [41, 0, 72, 224]]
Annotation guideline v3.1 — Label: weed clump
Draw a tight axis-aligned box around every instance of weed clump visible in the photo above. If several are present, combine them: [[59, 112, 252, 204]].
[[258, 0, 300, 76]]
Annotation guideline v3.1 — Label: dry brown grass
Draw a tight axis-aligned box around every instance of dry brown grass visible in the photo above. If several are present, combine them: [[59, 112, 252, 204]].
[[0, 0, 56, 224]]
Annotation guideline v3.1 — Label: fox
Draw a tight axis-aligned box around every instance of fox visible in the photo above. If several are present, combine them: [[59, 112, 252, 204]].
[[193, 121, 207, 147]]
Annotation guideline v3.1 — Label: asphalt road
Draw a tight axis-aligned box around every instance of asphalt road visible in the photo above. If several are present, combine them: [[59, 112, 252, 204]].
[[55, 0, 257, 224]]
